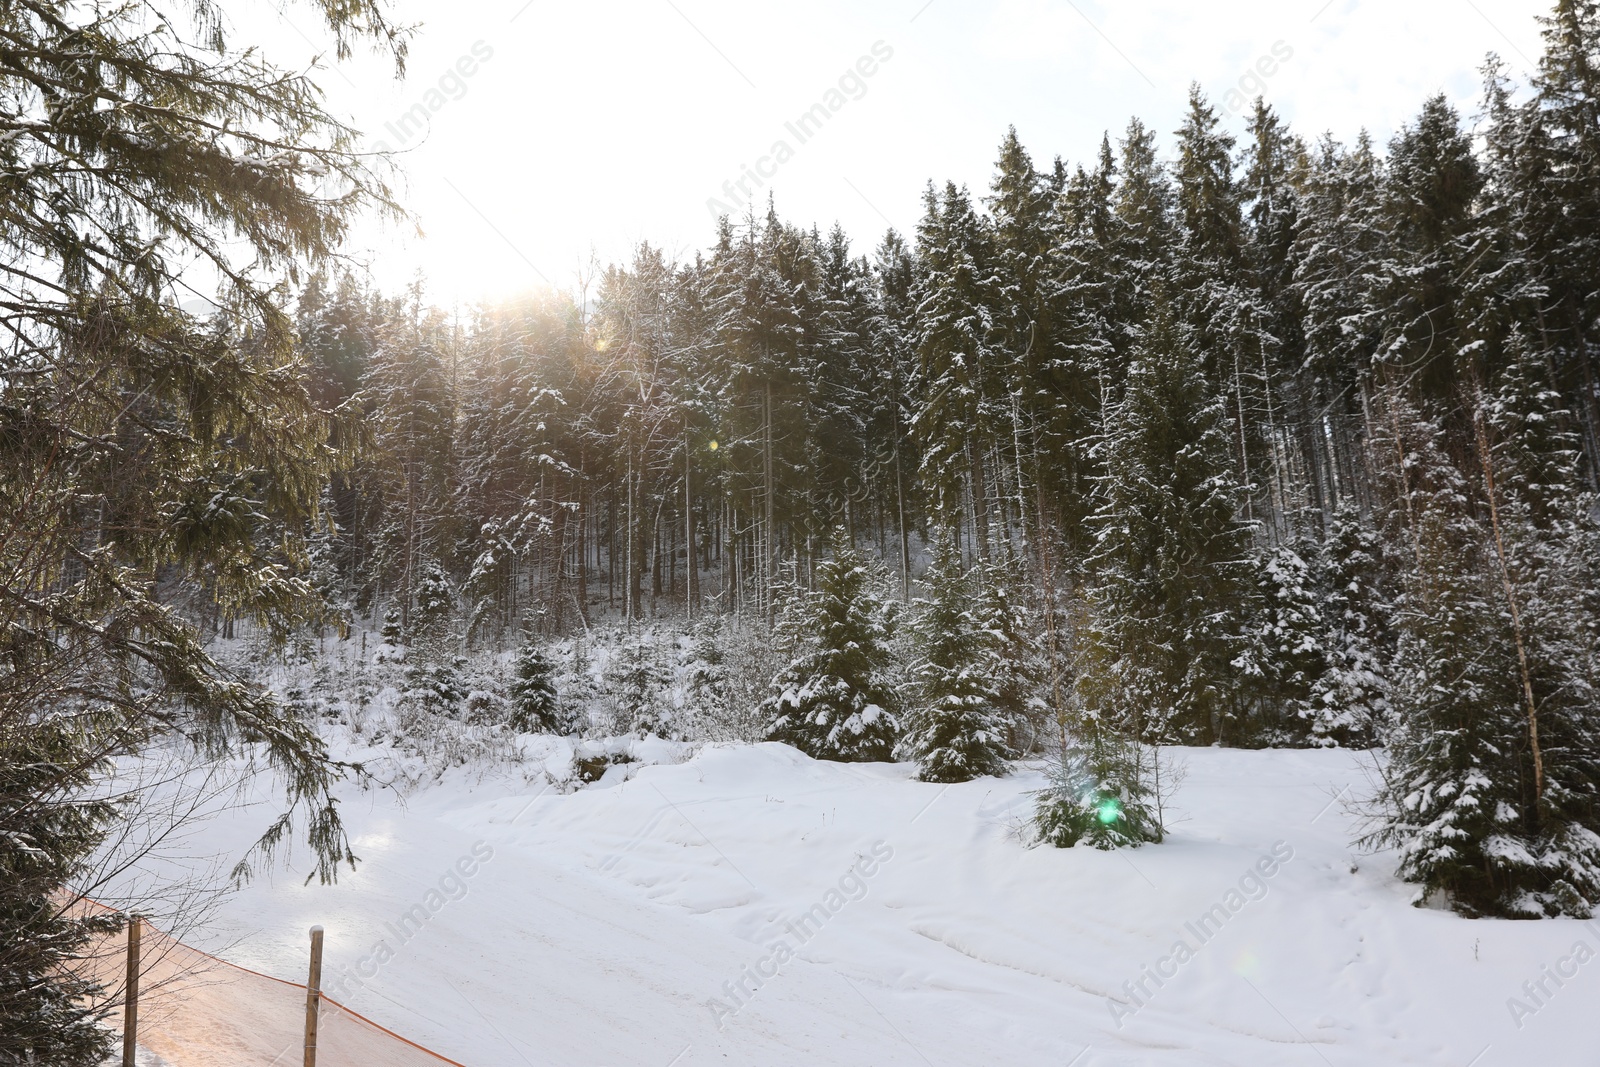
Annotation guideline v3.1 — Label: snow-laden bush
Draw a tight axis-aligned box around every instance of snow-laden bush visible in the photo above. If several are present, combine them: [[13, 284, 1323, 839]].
[[507, 643, 571, 734], [1033, 738, 1165, 850]]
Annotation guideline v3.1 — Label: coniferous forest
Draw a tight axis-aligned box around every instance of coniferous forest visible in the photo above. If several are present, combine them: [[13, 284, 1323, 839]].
[[5, 2, 1600, 1063], [293, 17, 1600, 921]]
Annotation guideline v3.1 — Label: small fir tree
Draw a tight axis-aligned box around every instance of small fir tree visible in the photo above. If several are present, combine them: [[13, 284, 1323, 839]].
[[400, 657, 469, 721], [507, 643, 566, 734], [763, 535, 899, 762], [412, 559, 455, 641], [1034, 717, 1164, 849], [974, 550, 1043, 754], [1306, 508, 1392, 746], [609, 631, 675, 739], [1236, 541, 1329, 746], [380, 607, 404, 646], [901, 537, 1010, 782]]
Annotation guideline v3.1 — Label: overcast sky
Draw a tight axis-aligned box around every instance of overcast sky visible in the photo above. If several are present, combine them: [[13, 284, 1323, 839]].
[[243, 0, 1552, 304]]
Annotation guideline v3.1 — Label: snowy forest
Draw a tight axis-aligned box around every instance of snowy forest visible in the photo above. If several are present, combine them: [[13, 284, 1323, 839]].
[[5, 1, 1600, 1064], [291, 38, 1600, 915]]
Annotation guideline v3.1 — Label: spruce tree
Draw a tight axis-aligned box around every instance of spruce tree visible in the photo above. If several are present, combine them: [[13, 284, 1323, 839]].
[[1237, 540, 1329, 745], [507, 644, 566, 734], [610, 632, 676, 740], [400, 658, 469, 723], [763, 536, 898, 762], [974, 550, 1043, 752], [1365, 380, 1600, 918], [1306, 507, 1392, 746], [911, 181, 1004, 539], [901, 537, 1009, 782], [0, 3, 401, 1059], [1080, 285, 1255, 745], [1033, 728, 1164, 850]]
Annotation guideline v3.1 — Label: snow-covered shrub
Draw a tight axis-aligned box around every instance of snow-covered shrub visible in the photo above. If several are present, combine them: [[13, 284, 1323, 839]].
[[1034, 736, 1164, 849], [507, 643, 570, 734], [399, 657, 469, 723], [680, 614, 780, 742], [605, 631, 676, 739]]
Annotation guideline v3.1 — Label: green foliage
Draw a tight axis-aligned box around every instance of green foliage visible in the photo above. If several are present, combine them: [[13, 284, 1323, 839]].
[[1079, 285, 1255, 746], [507, 644, 566, 734], [901, 538, 1010, 782], [401, 658, 470, 721], [607, 634, 676, 740], [1365, 389, 1600, 917], [0, 720, 126, 1065], [973, 552, 1044, 752], [764, 536, 899, 762], [1034, 733, 1164, 850], [0, 2, 402, 1057]]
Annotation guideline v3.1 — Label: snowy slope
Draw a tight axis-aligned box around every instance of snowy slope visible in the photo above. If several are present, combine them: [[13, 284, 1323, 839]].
[[132, 744, 1598, 1066]]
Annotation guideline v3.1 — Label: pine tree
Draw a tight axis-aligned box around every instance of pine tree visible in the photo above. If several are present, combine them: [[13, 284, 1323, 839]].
[[763, 535, 899, 761], [901, 537, 1009, 782], [507, 644, 566, 734]]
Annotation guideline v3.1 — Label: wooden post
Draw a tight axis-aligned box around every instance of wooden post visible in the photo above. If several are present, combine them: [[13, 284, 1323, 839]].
[[303, 925, 324, 1067], [122, 915, 141, 1067]]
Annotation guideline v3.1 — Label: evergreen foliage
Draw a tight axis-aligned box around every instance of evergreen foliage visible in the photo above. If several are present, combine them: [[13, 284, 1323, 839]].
[[0, 2, 401, 1056], [507, 644, 566, 734], [1033, 733, 1165, 850], [901, 538, 1010, 782], [609, 633, 676, 740], [401, 658, 470, 721], [1079, 286, 1255, 746], [763, 537, 899, 762], [1307, 509, 1392, 746]]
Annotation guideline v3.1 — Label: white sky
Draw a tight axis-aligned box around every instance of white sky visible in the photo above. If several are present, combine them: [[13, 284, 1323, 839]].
[[237, 0, 1552, 304]]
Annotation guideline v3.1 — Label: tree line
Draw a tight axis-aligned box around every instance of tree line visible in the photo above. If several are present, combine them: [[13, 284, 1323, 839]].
[[294, 4, 1600, 920]]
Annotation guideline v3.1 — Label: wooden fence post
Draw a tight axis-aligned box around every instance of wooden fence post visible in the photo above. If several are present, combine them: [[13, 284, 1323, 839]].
[[304, 925, 324, 1067], [122, 915, 140, 1067]]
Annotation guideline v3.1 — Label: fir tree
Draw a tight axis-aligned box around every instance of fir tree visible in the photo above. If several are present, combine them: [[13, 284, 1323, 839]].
[[608, 630, 676, 739], [0, 3, 400, 1057], [507, 644, 566, 734], [1364, 383, 1600, 918], [1081, 285, 1255, 745], [401, 657, 470, 722], [1033, 730, 1164, 850], [1306, 507, 1392, 746], [912, 181, 1004, 541], [763, 536, 899, 761], [974, 551, 1043, 753], [901, 537, 1010, 782], [1237, 540, 1329, 745]]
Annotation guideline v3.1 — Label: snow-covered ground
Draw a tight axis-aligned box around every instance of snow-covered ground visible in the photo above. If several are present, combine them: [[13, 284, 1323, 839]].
[[126, 743, 1596, 1066]]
